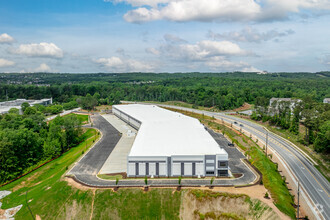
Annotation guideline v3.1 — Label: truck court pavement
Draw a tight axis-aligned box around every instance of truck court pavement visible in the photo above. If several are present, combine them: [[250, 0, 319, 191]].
[[125, 102, 329, 220], [67, 114, 257, 188]]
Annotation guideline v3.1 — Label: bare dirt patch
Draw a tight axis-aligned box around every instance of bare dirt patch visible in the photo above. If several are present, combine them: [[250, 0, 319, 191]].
[[180, 189, 282, 220], [232, 102, 253, 112], [184, 185, 290, 220], [12, 172, 40, 191]]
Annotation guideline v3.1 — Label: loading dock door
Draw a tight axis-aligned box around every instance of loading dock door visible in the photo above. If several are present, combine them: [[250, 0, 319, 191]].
[[156, 163, 159, 176], [135, 163, 139, 176], [146, 163, 149, 175], [181, 163, 184, 176], [192, 163, 196, 176]]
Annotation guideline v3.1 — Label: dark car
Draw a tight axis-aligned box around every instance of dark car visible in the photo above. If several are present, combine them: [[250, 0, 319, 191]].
[[228, 143, 234, 147], [240, 124, 243, 127], [234, 121, 238, 124]]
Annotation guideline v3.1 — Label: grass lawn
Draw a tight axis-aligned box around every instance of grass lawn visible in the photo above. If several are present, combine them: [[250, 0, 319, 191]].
[[0, 128, 182, 219], [93, 189, 181, 219], [48, 113, 89, 125], [64, 113, 89, 124]]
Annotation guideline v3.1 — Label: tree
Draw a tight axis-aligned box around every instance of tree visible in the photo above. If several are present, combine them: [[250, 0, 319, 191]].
[[21, 102, 30, 112], [8, 108, 19, 114], [78, 93, 98, 110], [314, 121, 330, 153], [24, 106, 37, 115]]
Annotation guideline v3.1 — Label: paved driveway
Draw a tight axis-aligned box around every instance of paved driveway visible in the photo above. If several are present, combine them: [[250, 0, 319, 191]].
[[68, 114, 121, 177]]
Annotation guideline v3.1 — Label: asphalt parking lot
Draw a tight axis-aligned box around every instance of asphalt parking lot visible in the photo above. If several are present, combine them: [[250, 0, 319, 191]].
[[207, 129, 255, 178]]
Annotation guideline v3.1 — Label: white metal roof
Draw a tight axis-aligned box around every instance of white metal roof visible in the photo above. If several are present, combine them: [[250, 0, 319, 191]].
[[114, 104, 227, 157]]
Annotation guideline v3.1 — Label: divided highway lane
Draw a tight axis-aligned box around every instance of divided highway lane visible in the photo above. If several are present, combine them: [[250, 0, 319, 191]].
[[144, 103, 329, 220]]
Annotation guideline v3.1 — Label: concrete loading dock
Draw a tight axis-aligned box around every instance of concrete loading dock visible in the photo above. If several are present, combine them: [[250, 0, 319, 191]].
[[113, 104, 229, 177]]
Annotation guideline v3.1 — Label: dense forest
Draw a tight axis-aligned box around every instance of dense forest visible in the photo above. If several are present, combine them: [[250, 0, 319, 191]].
[[1, 72, 329, 110], [0, 106, 83, 184]]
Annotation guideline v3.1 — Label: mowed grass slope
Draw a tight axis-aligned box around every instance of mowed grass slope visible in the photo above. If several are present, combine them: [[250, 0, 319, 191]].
[[62, 113, 89, 124], [0, 128, 181, 219]]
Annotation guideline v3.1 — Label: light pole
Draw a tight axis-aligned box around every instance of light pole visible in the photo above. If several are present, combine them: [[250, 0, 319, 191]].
[[263, 128, 268, 156], [297, 182, 300, 219]]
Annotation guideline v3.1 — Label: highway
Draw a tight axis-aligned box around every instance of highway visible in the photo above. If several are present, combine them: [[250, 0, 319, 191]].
[[128, 102, 330, 220]]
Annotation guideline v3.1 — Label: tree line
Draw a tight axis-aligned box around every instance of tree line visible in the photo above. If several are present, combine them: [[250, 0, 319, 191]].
[[0, 106, 83, 184], [0, 74, 329, 111], [252, 97, 329, 153]]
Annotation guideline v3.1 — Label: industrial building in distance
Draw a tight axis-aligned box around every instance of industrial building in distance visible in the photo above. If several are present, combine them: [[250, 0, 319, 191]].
[[0, 98, 52, 114], [113, 104, 229, 177]]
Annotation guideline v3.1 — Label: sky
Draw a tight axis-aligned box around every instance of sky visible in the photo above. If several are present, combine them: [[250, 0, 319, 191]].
[[0, 0, 329, 73]]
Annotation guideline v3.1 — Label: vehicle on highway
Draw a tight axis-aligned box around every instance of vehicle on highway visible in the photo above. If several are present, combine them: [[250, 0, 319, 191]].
[[240, 124, 243, 127], [234, 121, 237, 124], [228, 143, 234, 147]]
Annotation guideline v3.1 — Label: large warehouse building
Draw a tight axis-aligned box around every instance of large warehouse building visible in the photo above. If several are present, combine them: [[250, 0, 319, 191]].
[[113, 104, 229, 177]]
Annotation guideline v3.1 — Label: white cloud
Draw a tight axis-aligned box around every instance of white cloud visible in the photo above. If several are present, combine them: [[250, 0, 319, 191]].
[[95, 56, 154, 72], [10, 42, 63, 58], [123, 0, 261, 23], [146, 47, 160, 55], [0, 58, 15, 67], [160, 40, 248, 61], [163, 34, 187, 43], [113, 0, 330, 23], [208, 27, 295, 43], [34, 63, 52, 72], [0, 33, 15, 44], [150, 39, 254, 71]]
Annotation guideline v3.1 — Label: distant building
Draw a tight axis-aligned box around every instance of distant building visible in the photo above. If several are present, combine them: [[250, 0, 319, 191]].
[[0, 98, 52, 115], [269, 98, 301, 113], [323, 98, 330, 104]]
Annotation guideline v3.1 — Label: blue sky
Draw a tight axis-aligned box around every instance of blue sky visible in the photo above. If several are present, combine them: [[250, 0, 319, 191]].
[[0, 0, 329, 73]]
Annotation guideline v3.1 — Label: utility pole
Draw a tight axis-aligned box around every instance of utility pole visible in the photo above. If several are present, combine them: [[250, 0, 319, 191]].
[[297, 182, 300, 219], [265, 131, 268, 156]]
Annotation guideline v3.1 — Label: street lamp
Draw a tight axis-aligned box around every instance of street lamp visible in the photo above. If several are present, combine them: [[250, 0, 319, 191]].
[[297, 182, 300, 219], [266, 131, 268, 155]]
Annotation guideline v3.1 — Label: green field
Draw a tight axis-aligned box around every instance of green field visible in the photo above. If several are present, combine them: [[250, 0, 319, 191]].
[[0, 128, 182, 219], [63, 113, 89, 124]]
